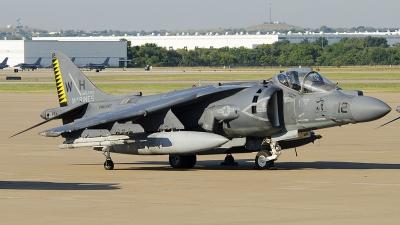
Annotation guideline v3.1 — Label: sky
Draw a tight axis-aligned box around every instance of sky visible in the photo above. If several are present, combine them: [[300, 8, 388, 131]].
[[2, 0, 399, 31]]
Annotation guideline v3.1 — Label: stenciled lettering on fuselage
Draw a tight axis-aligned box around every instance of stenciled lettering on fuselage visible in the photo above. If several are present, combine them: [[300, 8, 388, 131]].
[[315, 97, 326, 112], [98, 104, 112, 110]]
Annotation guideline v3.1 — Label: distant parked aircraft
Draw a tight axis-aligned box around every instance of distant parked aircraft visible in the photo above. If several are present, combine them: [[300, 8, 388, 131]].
[[0, 57, 9, 69], [15, 57, 42, 71], [85, 57, 110, 71]]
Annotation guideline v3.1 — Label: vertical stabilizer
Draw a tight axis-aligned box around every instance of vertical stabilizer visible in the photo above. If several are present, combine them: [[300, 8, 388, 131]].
[[103, 57, 110, 66], [1, 57, 8, 65], [35, 57, 42, 65], [51, 50, 110, 107]]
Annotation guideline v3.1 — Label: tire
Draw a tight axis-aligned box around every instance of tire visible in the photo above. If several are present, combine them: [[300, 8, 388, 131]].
[[169, 155, 184, 168], [255, 151, 274, 169], [184, 155, 197, 168], [224, 154, 235, 165], [104, 160, 114, 170], [169, 155, 196, 168]]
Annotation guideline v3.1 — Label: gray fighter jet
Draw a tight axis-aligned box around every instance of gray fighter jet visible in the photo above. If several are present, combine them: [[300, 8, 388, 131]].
[[11, 50, 391, 170], [15, 57, 42, 71], [0, 57, 9, 69], [85, 57, 110, 71]]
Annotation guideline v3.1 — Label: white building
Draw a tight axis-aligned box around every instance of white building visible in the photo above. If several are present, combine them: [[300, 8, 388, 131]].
[[279, 31, 400, 46], [33, 35, 279, 50], [32, 30, 400, 50], [0, 40, 25, 67]]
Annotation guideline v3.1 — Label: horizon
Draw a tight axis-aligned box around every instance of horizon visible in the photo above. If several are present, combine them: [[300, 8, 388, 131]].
[[4, 23, 399, 33], [2, 0, 399, 31]]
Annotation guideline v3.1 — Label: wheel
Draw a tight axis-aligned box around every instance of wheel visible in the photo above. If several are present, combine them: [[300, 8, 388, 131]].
[[169, 155, 196, 168], [224, 154, 235, 165], [255, 151, 274, 169], [104, 160, 114, 170], [169, 155, 184, 168], [184, 155, 197, 168]]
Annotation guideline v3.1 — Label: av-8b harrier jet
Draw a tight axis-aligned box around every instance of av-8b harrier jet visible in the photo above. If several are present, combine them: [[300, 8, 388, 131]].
[[11, 50, 391, 170]]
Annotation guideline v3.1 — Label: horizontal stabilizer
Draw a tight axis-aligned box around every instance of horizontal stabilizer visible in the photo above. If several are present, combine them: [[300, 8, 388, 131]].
[[9, 103, 88, 138]]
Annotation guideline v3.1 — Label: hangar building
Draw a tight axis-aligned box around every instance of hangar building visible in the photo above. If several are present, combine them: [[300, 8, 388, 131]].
[[34, 35, 278, 50], [32, 31, 400, 51], [0, 40, 127, 68]]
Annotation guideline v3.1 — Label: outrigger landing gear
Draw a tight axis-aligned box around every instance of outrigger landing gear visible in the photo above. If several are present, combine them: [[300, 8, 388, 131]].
[[254, 139, 282, 170], [221, 154, 238, 166], [103, 147, 114, 170]]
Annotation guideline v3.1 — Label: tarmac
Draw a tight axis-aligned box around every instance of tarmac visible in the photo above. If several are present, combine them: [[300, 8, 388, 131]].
[[1, 93, 400, 225]]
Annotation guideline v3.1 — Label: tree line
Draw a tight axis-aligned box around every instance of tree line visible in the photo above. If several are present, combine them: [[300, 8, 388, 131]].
[[125, 36, 400, 68]]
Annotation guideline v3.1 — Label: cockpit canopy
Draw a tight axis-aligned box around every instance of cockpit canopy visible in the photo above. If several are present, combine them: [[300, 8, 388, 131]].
[[274, 68, 338, 93]]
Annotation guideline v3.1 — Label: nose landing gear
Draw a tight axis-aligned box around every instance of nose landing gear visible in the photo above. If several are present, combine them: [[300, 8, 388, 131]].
[[255, 139, 281, 170]]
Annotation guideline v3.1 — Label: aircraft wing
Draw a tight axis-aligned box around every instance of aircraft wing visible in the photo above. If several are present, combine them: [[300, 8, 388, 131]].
[[39, 85, 246, 137]]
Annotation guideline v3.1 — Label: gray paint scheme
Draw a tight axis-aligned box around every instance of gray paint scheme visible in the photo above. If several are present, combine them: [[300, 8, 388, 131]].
[[11, 50, 391, 170], [377, 105, 400, 128], [15, 57, 42, 70], [84, 57, 110, 71], [0, 57, 9, 69]]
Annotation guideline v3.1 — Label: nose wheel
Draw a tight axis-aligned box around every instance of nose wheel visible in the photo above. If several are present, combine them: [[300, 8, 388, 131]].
[[254, 139, 281, 170], [255, 150, 274, 169]]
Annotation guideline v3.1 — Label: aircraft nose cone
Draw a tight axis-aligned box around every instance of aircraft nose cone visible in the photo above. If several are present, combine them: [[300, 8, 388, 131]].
[[351, 96, 391, 123]]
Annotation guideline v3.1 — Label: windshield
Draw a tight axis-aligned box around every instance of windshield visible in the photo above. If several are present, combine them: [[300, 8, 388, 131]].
[[276, 68, 337, 93]]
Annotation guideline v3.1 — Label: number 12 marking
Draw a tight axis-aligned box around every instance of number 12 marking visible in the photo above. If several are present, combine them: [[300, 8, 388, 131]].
[[338, 102, 348, 113]]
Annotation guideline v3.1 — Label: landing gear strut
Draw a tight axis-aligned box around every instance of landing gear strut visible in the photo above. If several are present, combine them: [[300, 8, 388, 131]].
[[254, 139, 282, 170], [221, 154, 238, 166], [103, 147, 114, 170], [169, 155, 196, 168]]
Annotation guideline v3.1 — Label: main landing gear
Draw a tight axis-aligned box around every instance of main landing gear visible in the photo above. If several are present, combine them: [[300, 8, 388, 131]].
[[169, 155, 197, 169], [221, 154, 238, 166], [103, 147, 114, 170]]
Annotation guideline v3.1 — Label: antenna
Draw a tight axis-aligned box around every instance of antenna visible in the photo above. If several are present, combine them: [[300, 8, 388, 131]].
[[269, 3, 272, 24], [17, 18, 20, 27]]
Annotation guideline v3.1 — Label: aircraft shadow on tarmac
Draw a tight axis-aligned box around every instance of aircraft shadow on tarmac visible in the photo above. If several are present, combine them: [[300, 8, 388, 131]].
[[0, 181, 120, 190], [77, 160, 400, 171]]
